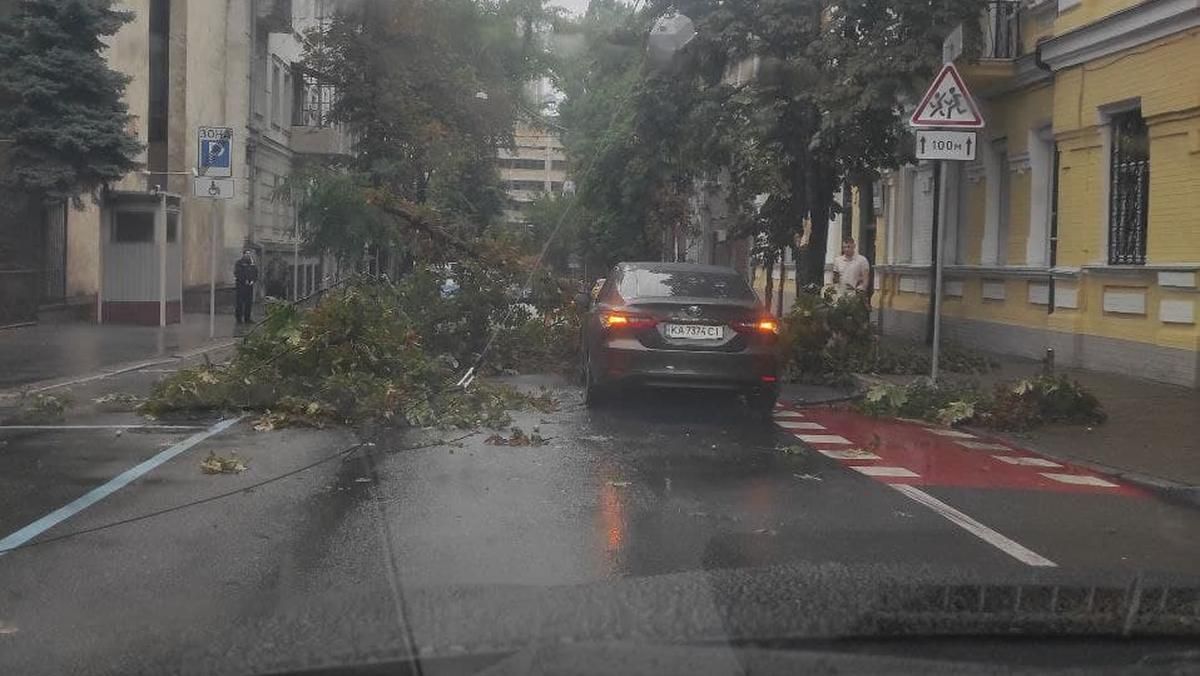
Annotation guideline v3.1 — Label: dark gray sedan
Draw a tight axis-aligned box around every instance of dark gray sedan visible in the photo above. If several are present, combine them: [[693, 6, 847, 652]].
[[579, 262, 781, 414]]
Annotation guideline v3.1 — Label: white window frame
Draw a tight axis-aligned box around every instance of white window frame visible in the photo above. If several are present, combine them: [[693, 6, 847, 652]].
[[1026, 125, 1055, 267]]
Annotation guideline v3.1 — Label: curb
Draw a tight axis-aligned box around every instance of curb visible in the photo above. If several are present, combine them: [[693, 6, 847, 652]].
[[0, 339, 238, 399], [966, 425, 1200, 510], [781, 384, 866, 408]]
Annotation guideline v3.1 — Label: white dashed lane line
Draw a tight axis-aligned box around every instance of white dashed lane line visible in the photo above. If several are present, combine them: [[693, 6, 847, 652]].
[[891, 484, 1058, 568]]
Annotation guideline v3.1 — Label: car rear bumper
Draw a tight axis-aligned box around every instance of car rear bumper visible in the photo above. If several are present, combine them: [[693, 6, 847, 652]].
[[595, 339, 778, 392]]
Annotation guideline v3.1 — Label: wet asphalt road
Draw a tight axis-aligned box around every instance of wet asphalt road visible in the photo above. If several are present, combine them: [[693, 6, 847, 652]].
[[2, 373, 1200, 675]]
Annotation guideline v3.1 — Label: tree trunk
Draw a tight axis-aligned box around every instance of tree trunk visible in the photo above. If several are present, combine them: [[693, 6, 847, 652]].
[[800, 168, 836, 288], [763, 255, 775, 310], [776, 246, 787, 316]]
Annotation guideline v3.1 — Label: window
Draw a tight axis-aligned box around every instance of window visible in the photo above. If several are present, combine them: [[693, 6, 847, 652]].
[[283, 70, 293, 129], [254, 54, 268, 119], [166, 214, 178, 243], [983, 139, 1010, 265], [271, 63, 282, 127], [551, 160, 568, 171], [550, 181, 564, 193], [502, 158, 546, 170], [506, 180, 545, 192], [1108, 109, 1149, 265], [620, 268, 756, 300], [113, 212, 155, 243]]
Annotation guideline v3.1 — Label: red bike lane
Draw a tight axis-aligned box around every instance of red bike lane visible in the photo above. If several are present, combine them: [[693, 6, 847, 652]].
[[774, 405, 1144, 497]]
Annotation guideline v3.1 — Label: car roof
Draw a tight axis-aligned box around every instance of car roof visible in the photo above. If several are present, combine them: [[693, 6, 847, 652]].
[[616, 262, 740, 275]]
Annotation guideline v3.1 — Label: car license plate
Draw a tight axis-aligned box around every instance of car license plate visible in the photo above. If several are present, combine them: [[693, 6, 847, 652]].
[[665, 324, 723, 340]]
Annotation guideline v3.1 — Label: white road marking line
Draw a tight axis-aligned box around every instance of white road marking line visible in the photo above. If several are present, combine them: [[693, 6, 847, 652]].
[[992, 455, 1063, 468], [795, 434, 853, 445], [772, 410, 806, 419], [1039, 472, 1118, 488], [776, 421, 826, 430], [819, 449, 882, 461], [0, 417, 242, 557], [925, 428, 976, 439], [853, 466, 920, 478], [891, 484, 1057, 568], [0, 424, 207, 431], [957, 441, 1011, 451]]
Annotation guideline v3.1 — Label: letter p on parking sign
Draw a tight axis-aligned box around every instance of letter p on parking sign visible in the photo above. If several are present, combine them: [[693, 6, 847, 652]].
[[197, 126, 233, 178]]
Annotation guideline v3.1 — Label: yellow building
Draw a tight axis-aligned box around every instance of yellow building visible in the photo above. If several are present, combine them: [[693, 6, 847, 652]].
[[873, 0, 1200, 387]]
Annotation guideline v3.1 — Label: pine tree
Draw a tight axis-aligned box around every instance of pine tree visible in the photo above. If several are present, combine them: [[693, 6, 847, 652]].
[[0, 0, 141, 203]]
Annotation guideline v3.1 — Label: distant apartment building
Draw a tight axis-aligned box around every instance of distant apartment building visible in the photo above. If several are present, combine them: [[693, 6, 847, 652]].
[[0, 0, 349, 326], [497, 121, 569, 228]]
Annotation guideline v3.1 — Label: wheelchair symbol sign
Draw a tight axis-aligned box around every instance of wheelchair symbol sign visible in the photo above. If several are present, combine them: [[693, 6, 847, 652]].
[[197, 126, 233, 177]]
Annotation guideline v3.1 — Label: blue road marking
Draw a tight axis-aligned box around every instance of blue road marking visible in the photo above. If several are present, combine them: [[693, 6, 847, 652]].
[[0, 417, 242, 557]]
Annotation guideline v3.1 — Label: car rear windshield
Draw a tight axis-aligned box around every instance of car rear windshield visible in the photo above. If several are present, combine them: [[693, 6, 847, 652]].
[[620, 269, 755, 300]]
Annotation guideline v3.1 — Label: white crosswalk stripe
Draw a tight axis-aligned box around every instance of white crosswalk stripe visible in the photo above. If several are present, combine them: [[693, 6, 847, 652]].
[[818, 449, 882, 461], [853, 466, 920, 478], [776, 421, 826, 430], [992, 455, 1063, 468], [957, 441, 1011, 451], [795, 434, 854, 445], [1039, 473, 1118, 488]]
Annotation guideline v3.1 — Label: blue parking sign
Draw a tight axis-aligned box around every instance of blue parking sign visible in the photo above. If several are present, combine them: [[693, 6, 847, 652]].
[[197, 126, 234, 177]]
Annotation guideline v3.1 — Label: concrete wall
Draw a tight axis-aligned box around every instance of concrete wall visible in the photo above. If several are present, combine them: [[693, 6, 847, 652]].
[[65, 1, 257, 305]]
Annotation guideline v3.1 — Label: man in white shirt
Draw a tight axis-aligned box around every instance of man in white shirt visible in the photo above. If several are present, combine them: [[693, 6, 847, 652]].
[[832, 237, 871, 298]]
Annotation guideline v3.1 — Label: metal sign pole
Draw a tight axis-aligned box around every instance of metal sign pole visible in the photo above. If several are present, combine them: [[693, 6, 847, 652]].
[[158, 191, 168, 328], [931, 159, 949, 382], [209, 203, 218, 339]]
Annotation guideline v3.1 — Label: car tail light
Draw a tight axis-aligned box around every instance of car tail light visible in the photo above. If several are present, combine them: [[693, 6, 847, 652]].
[[601, 311, 657, 331], [733, 318, 780, 335]]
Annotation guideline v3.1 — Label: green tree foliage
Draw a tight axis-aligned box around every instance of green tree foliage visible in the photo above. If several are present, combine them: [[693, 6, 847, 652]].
[[554, 1, 704, 269], [559, 0, 985, 284], [294, 0, 555, 265], [0, 0, 140, 203]]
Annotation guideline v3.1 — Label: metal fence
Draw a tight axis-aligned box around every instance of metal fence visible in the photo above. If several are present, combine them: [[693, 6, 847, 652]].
[[1108, 111, 1150, 265]]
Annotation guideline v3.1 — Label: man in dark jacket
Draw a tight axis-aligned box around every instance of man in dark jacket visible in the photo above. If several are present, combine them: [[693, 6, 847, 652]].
[[234, 249, 258, 324]]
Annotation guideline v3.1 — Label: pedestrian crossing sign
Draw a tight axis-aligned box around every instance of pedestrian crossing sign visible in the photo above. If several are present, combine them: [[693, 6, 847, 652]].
[[909, 63, 985, 129]]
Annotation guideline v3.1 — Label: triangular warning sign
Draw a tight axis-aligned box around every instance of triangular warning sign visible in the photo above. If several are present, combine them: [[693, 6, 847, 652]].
[[910, 63, 985, 129]]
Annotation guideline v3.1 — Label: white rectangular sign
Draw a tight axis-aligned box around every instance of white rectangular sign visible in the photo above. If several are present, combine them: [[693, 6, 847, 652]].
[[193, 177, 235, 200], [916, 130, 977, 161], [197, 126, 234, 178]]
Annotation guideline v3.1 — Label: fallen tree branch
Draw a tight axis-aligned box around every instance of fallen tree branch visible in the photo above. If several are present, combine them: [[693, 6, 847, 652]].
[[364, 189, 485, 261]]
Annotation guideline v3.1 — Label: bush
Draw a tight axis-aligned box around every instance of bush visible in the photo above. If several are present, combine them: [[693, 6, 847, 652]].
[[781, 287, 996, 383], [857, 374, 1105, 431], [978, 374, 1107, 431]]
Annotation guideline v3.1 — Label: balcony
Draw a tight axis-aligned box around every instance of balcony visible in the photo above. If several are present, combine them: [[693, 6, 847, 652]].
[[289, 78, 353, 158], [958, 1, 1024, 91], [982, 0, 1022, 60]]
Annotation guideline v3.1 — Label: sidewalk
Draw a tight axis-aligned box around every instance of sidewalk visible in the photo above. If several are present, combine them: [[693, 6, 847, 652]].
[[862, 350, 1200, 497], [0, 313, 241, 391]]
